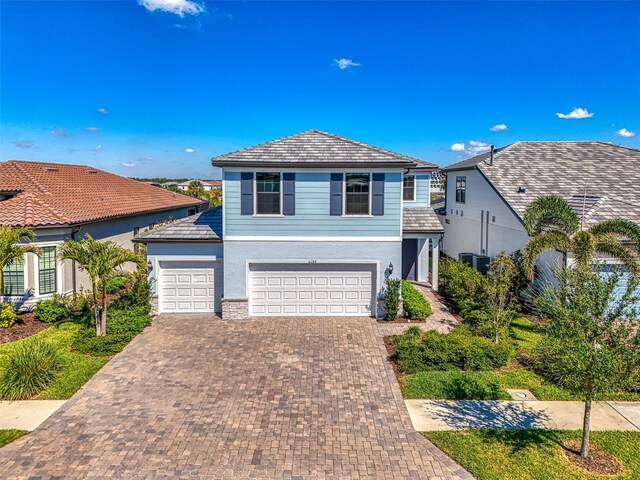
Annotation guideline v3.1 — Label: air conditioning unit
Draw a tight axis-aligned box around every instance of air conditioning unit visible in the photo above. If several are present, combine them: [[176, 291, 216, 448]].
[[473, 255, 491, 275], [459, 253, 474, 266]]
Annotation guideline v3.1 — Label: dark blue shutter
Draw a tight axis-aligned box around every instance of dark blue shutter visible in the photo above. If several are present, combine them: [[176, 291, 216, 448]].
[[240, 172, 254, 215], [372, 173, 385, 216], [330, 173, 343, 216], [283, 173, 295, 216]]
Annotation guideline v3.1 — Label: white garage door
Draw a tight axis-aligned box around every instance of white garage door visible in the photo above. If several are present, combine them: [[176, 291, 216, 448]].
[[160, 260, 217, 313], [249, 263, 376, 316]]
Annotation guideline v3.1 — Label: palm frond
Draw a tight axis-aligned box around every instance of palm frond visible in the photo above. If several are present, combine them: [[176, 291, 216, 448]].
[[594, 235, 640, 276], [522, 231, 572, 279], [572, 230, 595, 268], [523, 196, 580, 236], [589, 219, 640, 252]]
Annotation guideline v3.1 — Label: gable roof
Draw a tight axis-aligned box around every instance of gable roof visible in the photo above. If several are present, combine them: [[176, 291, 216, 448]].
[[134, 207, 222, 242], [443, 142, 640, 228], [212, 129, 437, 169], [0, 160, 202, 227]]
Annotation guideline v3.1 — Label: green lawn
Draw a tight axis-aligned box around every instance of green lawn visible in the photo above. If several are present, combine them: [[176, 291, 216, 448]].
[[0, 322, 108, 399], [424, 430, 640, 480], [0, 430, 28, 448]]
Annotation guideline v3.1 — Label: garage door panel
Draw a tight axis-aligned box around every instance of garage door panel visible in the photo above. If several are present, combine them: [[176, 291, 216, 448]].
[[159, 262, 219, 313], [250, 263, 375, 317]]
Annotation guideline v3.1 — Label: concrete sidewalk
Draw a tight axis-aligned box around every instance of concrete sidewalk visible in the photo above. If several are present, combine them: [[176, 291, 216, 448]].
[[0, 400, 66, 430], [406, 399, 640, 432]]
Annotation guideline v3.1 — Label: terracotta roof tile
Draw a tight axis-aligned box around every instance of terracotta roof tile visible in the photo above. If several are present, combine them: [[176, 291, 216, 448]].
[[0, 160, 202, 227]]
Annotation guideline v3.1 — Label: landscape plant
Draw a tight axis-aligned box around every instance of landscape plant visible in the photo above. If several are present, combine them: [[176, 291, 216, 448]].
[[186, 180, 205, 198], [401, 280, 432, 320], [533, 263, 640, 458], [34, 297, 70, 323], [384, 277, 401, 320], [0, 303, 17, 328], [0, 225, 38, 301], [485, 253, 519, 343], [438, 257, 487, 315], [60, 235, 144, 336]]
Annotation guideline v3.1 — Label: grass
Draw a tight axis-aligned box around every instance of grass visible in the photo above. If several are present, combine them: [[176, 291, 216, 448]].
[[423, 430, 640, 480], [0, 430, 28, 448], [510, 315, 545, 353], [0, 322, 108, 400]]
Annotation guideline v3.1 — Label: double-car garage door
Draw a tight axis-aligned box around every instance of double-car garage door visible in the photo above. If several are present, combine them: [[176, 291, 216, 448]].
[[249, 263, 376, 316]]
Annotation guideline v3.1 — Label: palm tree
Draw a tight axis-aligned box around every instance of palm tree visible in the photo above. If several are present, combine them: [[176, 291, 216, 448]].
[[522, 196, 640, 285], [0, 226, 38, 299], [60, 235, 144, 336]]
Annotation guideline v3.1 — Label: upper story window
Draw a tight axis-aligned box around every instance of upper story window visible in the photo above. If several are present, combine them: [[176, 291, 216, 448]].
[[345, 173, 370, 215], [256, 172, 281, 215], [403, 175, 415, 201], [2, 257, 24, 296], [39, 246, 57, 295], [455, 176, 466, 203]]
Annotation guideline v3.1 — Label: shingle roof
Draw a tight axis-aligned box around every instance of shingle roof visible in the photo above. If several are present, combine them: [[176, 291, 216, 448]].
[[403, 208, 444, 233], [0, 160, 202, 227], [134, 207, 222, 242], [443, 142, 640, 228], [212, 129, 437, 169]]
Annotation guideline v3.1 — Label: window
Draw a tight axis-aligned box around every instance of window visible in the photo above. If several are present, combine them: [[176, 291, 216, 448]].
[[39, 246, 57, 295], [403, 175, 415, 201], [345, 173, 370, 215], [256, 172, 281, 215], [455, 176, 466, 203], [2, 258, 24, 296]]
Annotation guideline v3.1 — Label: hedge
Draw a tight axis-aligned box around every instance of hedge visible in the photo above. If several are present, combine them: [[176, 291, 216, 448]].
[[401, 281, 432, 320]]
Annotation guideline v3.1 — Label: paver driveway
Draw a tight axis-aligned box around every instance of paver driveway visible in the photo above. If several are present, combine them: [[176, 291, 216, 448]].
[[1, 315, 471, 480]]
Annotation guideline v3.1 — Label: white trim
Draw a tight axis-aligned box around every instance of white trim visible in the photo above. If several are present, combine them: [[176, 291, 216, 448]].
[[1, 252, 29, 299], [402, 174, 416, 202], [33, 244, 62, 296], [223, 235, 402, 242], [155, 255, 218, 262], [222, 176, 226, 236], [223, 166, 405, 173], [342, 172, 372, 216], [254, 171, 283, 216]]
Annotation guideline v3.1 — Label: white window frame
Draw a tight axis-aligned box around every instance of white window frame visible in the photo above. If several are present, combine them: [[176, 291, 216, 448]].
[[254, 171, 283, 217], [1, 253, 28, 298], [403, 174, 416, 202], [343, 172, 372, 217], [33, 243, 63, 297]]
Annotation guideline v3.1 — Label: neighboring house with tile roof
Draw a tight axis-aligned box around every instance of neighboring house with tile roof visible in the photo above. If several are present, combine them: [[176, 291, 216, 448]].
[[136, 130, 444, 318], [0, 160, 205, 308], [175, 180, 221, 191], [441, 141, 640, 299]]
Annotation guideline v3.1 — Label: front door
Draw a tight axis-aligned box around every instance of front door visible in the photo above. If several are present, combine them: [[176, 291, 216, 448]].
[[402, 239, 418, 281]]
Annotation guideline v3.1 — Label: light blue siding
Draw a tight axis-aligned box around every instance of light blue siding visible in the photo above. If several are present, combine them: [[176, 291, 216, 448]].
[[403, 174, 430, 208], [600, 264, 640, 309], [224, 171, 402, 237]]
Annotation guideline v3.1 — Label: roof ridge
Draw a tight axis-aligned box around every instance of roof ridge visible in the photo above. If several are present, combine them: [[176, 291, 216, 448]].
[[212, 129, 316, 160], [8, 159, 90, 168]]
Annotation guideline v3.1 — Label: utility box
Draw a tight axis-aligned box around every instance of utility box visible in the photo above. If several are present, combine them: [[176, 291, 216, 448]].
[[474, 255, 491, 275], [459, 253, 474, 266]]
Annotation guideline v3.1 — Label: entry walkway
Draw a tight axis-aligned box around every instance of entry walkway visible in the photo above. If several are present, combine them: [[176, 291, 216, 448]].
[[0, 400, 66, 430], [406, 400, 640, 432]]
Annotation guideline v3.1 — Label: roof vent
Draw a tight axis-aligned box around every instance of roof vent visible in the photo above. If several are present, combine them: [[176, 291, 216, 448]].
[[517, 186, 527, 193], [87, 170, 98, 174], [46, 167, 59, 173]]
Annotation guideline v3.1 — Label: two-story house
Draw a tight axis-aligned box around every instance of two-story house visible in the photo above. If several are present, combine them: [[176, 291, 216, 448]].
[[136, 130, 444, 319]]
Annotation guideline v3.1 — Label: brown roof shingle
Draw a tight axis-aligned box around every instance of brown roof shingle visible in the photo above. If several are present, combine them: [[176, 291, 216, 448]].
[[0, 160, 202, 227]]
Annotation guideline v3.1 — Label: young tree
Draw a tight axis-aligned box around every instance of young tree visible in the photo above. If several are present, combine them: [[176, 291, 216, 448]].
[[206, 188, 222, 207], [186, 180, 205, 199], [533, 264, 640, 457], [60, 235, 144, 336], [485, 252, 518, 343], [522, 196, 640, 288], [0, 226, 38, 298]]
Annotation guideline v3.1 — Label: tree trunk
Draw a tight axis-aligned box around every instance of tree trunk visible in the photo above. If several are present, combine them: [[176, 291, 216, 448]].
[[100, 291, 107, 336], [94, 306, 101, 337], [580, 398, 592, 457]]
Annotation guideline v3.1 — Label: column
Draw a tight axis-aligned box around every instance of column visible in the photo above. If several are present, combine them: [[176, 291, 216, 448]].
[[431, 239, 439, 291]]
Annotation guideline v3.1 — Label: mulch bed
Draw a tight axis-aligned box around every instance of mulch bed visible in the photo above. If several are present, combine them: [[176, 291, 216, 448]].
[[0, 312, 50, 344], [376, 317, 426, 323], [561, 440, 624, 475]]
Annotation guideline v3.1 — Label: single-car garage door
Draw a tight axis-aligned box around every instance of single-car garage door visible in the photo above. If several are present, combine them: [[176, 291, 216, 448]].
[[249, 263, 376, 316], [159, 260, 221, 313]]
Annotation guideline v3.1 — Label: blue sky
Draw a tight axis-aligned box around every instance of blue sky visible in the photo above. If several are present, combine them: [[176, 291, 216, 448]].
[[1, 1, 639, 179]]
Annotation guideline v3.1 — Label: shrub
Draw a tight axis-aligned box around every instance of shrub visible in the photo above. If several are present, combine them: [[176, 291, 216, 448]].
[[59, 292, 92, 316], [384, 278, 402, 320], [439, 257, 488, 315], [0, 303, 17, 328], [34, 298, 69, 323], [465, 309, 497, 339], [110, 271, 151, 312], [0, 339, 63, 399], [392, 326, 514, 373], [401, 281, 433, 320], [107, 306, 151, 335], [104, 273, 130, 294], [71, 327, 133, 356]]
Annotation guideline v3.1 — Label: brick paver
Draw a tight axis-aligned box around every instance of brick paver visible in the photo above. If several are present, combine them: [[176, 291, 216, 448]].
[[0, 315, 471, 480]]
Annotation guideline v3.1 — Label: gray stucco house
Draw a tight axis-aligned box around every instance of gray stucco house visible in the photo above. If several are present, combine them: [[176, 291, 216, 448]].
[[136, 129, 444, 319]]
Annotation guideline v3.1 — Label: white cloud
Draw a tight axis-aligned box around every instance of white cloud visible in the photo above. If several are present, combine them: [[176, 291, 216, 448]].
[[467, 140, 491, 155], [137, 156, 155, 162], [138, 0, 205, 17], [96, 107, 110, 115], [450, 143, 465, 152], [50, 128, 67, 137], [489, 123, 508, 132], [184, 147, 195, 153], [121, 162, 136, 168], [556, 107, 594, 119], [616, 128, 636, 138], [13, 139, 34, 148], [85, 127, 101, 133], [94, 144, 103, 152], [333, 58, 361, 70]]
